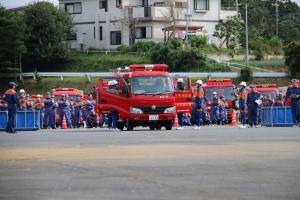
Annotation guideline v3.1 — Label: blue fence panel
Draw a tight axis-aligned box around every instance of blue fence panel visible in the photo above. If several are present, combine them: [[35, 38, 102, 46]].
[[0, 111, 8, 129], [261, 107, 293, 127], [0, 111, 40, 131]]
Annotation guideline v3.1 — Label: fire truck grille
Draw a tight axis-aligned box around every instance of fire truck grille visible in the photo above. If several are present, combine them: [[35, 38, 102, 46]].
[[137, 106, 169, 114]]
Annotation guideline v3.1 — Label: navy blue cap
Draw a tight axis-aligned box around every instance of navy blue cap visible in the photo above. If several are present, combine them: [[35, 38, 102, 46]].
[[8, 82, 17, 86], [250, 85, 256, 88]]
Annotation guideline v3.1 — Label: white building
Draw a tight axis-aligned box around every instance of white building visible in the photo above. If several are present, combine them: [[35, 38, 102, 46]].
[[59, 0, 237, 50]]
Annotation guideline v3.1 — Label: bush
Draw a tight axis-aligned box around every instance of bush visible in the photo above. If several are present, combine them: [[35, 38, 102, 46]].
[[134, 41, 156, 53], [254, 49, 265, 60], [190, 36, 208, 49], [285, 40, 300, 78], [239, 67, 253, 82]]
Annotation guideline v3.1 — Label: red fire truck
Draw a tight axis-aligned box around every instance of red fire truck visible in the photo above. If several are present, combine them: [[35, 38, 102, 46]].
[[255, 84, 279, 100], [203, 79, 235, 121], [95, 64, 176, 131], [52, 88, 84, 124]]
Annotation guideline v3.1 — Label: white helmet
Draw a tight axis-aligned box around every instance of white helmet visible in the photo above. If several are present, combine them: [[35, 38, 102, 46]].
[[196, 80, 203, 85], [19, 89, 25, 93], [240, 81, 247, 87], [177, 78, 184, 83], [212, 91, 217, 95], [108, 80, 117, 86]]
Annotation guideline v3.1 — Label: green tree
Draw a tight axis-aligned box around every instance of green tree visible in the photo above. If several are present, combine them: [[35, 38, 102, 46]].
[[190, 35, 208, 49], [0, 6, 28, 72], [285, 40, 300, 78], [213, 16, 242, 48], [24, 2, 73, 70], [279, 19, 300, 45]]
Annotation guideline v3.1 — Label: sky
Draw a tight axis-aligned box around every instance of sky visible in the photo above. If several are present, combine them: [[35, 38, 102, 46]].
[[0, 0, 299, 8]]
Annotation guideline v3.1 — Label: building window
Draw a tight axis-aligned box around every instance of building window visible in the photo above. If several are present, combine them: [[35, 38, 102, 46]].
[[99, 0, 108, 12], [99, 26, 103, 40], [67, 31, 77, 41], [154, 2, 165, 7], [116, 0, 122, 8], [111, 31, 121, 45], [65, 2, 82, 14], [136, 27, 152, 39], [142, 0, 148, 7], [175, 2, 188, 8], [94, 27, 96, 39], [194, 0, 209, 10]]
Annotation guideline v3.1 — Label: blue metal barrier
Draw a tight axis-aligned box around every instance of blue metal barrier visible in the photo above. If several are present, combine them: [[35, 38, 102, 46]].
[[0, 111, 40, 131], [261, 107, 293, 127]]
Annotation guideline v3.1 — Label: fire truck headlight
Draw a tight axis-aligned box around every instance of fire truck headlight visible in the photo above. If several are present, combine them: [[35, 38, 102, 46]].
[[130, 107, 143, 114], [164, 106, 176, 114]]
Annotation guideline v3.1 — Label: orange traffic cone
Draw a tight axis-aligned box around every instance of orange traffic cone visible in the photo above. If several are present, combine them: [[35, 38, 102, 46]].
[[61, 115, 68, 129], [173, 114, 179, 128], [230, 110, 238, 126]]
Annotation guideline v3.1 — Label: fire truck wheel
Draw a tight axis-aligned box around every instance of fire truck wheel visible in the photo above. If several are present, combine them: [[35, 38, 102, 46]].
[[149, 125, 156, 130], [117, 122, 125, 131], [165, 121, 173, 130], [127, 122, 134, 131]]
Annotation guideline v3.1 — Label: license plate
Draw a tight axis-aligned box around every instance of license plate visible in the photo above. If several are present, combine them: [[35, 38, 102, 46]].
[[149, 115, 159, 121]]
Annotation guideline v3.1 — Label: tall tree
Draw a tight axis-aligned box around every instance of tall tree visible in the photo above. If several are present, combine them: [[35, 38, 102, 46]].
[[24, 2, 73, 70], [213, 16, 243, 48], [0, 6, 28, 72]]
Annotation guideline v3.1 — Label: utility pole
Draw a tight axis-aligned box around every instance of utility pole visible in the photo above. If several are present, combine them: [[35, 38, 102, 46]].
[[245, 2, 249, 67], [185, 0, 189, 45], [273, 0, 279, 37]]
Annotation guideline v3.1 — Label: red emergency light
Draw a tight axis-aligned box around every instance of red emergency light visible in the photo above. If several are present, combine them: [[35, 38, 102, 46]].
[[53, 88, 77, 92], [206, 79, 233, 86], [256, 84, 277, 88], [129, 64, 168, 72]]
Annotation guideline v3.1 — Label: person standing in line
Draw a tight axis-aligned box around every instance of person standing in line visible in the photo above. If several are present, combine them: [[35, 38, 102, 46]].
[[43, 92, 56, 129], [58, 94, 71, 128], [286, 79, 300, 126], [193, 80, 206, 129], [175, 78, 185, 130], [219, 95, 228, 125], [18, 89, 27, 111], [247, 85, 261, 128], [4, 82, 19, 133], [238, 82, 248, 129]]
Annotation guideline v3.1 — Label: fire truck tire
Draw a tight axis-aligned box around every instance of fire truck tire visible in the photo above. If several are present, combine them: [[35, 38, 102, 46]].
[[127, 122, 134, 131], [117, 122, 125, 131], [165, 121, 173, 130], [149, 125, 156, 130]]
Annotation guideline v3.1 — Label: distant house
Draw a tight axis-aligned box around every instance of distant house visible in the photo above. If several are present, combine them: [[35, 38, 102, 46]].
[[59, 0, 237, 50]]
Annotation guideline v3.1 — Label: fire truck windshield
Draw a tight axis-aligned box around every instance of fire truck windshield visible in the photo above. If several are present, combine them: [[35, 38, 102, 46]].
[[205, 87, 234, 100], [259, 91, 277, 100], [131, 76, 174, 95]]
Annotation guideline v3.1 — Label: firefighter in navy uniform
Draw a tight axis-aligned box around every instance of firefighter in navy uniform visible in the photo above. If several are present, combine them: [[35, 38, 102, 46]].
[[238, 82, 248, 128], [193, 80, 206, 129], [0, 96, 8, 111], [175, 78, 185, 130], [247, 85, 262, 128], [106, 80, 119, 131], [18, 89, 27, 111], [286, 79, 300, 126], [3, 82, 19, 133], [273, 94, 284, 107], [43, 92, 56, 129]]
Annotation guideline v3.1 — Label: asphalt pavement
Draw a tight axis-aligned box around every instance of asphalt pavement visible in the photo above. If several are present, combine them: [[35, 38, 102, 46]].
[[0, 126, 299, 200]]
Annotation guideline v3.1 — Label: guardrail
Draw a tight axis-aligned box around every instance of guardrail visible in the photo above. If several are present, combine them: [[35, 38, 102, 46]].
[[0, 72, 289, 81]]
